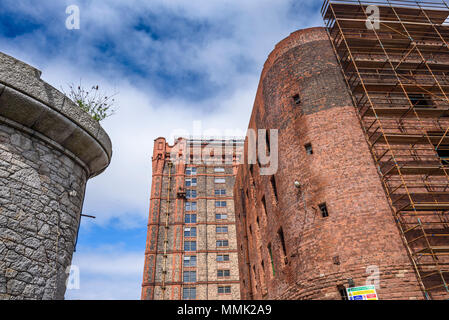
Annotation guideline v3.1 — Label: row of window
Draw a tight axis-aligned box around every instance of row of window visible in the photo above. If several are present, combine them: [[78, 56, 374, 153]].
[[183, 254, 230, 267], [186, 167, 226, 176], [185, 213, 229, 223], [184, 226, 228, 237], [183, 270, 231, 283], [182, 286, 232, 299], [186, 180, 228, 190], [186, 178, 226, 185], [186, 201, 228, 209], [184, 240, 229, 251]]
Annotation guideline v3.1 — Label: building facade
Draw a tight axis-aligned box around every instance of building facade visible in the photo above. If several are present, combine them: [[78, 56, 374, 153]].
[[233, 0, 449, 300], [141, 137, 243, 300]]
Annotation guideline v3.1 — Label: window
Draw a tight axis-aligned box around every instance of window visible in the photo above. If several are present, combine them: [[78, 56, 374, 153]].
[[186, 178, 197, 187], [186, 167, 197, 175], [185, 214, 197, 224], [184, 227, 197, 237], [270, 176, 278, 203], [183, 271, 197, 283], [319, 203, 329, 218], [215, 189, 226, 196], [216, 226, 228, 233], [215, 178, 226, 184], [216, 214, 228, 220], [215, 201, 227, 208], [437, 146, 449, 165], [268, 244, 275, 276], [184, 256, 197, 267], [214, 167, 225, 173], [305, 143, 313, 155], [218, 286, 231, 294], [338, 285, 348, 300], [266, 129, 271, 153], [217, 240, 229, 247], [408, 93, 432, 108], [183, 287, 196, 300], [217, 270, 230, 278], [293, 94, 301, 105], [278, 228, 287, 263], [217, 254, 230, 262], [186, 190, 197, 199], [184, 241, 197, 251], [185, 202, 197, 211]]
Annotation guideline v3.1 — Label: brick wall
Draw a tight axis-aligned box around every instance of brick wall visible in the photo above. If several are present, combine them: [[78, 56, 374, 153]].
[[234, 27, 425, 300]]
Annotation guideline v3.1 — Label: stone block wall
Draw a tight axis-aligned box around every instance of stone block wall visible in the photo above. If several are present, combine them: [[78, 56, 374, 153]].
[[0, 52, 112, 299]]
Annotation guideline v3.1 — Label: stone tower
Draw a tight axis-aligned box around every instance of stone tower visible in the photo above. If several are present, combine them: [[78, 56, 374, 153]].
[[0, 52, 112, 299]]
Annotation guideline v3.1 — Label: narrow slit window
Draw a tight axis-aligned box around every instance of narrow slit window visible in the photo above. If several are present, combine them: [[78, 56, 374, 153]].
[[338, 285, 348, 300], [270, 176, 278, 203], [319, 203, 329, 218], [278, 228, 287, 264], [265, 130, 271, 153], [292, 94, 301, 105], [305, 143, 313, 155]]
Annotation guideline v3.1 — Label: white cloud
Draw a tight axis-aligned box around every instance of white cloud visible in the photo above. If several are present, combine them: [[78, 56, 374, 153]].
[[65, 246, 144, 300]]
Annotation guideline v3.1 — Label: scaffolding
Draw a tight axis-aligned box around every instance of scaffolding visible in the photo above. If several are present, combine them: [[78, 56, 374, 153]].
[[322, 0, 449, 299]]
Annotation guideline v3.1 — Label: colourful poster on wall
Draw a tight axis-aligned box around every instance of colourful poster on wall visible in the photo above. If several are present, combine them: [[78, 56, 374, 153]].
[[346, 285, 379, 300]]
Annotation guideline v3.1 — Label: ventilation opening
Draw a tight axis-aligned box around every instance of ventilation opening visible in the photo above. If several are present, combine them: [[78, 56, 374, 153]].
[[292, 94, 301, 105], [278, 228, 288, 264], [408, 93, 433, 108], [319, 203, 329, 218], [266, 130, 271, 153], [305, 143, 313, 155], [270, 176, 278, 203], [337, 285, 348, 300]]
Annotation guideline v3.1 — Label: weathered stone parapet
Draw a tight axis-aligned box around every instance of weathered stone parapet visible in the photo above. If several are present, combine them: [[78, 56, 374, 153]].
[[0, 52, 112, 178], [0, 52, 112, 299]]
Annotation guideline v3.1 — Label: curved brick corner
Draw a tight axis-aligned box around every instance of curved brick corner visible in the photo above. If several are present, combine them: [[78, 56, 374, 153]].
[[0, 52, 112, 300], [234, 27, 424, 300]]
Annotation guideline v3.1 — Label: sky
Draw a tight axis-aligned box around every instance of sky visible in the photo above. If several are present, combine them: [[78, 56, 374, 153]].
[[0, 0, 323, 299]]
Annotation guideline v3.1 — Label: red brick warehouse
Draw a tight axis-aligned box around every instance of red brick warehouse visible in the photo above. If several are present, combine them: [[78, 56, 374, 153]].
[[142, 137, 243, 300], [233, 0, 449, 300]]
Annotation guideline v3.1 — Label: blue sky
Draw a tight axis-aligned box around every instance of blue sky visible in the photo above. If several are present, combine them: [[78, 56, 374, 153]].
[[0, 0, 323, 299]]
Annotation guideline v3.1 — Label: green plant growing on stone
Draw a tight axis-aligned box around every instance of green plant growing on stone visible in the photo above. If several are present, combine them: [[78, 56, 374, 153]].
[[64, 82, 117, 122]]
